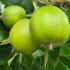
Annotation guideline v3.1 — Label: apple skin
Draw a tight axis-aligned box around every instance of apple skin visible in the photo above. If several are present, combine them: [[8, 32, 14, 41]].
[[30, 6, 70, 47], [9, 19, 38, 54], [3, 5, 26, 28]]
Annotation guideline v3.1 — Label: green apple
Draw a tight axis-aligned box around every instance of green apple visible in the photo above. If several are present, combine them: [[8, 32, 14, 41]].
[[9, 19, 38, 54], [3, 5, 26, 28], [30, 6, 70, 47]]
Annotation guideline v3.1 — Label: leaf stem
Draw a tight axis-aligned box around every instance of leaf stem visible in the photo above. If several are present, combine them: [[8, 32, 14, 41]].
[[0, 38, 10, 45], [8, 53, 18, 66], [19, 53, 23, 64]]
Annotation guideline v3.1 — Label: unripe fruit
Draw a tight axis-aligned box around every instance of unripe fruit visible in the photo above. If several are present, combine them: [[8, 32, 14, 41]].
[[30, 6, 70, 47], [3, 5, 26, 28], [9, 19, 38, 54]]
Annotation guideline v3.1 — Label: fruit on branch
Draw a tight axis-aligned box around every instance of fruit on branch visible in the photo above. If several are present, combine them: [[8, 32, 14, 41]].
[[3, 5, 26, 28], [9, 19, 38, 54], [30, 6, 70, 48]]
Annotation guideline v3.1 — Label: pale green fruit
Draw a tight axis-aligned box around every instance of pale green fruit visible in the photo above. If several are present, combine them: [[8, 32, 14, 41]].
[[3, 5, 26, 28], [9, 19, 38, 54], [30, 6, 70, 47]]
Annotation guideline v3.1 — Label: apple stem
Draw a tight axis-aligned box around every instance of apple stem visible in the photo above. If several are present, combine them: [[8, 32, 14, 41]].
[[44, 43, 53, 70], [48, 42, 53, 50]]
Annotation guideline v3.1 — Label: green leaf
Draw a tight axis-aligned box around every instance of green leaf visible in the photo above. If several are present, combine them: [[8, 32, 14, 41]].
[[46, 62, 54, 70], [20, 0, 34, 14], [0, 31, 8, 42], [10, 54, 32, 70], [63, 9, 70, 22], [9, 53, 44, 70], [0, 63, 9, 70], [55, 41, 70, 70], [0, 21, 9, 45], [59, 56, 70, 69], [55, 61, 70, 70], [0, 44, 12, 65], [60, 41, 70, 57], [9, 54, 24, 70], [22, 54, 33, 70], [0, 21, 9, 31], [31, 55, 44, 70], [1, 0, 20, 6], [44, 16, 70, 70], [47, 47, 60, 69]]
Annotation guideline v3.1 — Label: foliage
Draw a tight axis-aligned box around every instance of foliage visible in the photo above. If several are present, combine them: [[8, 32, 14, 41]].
[[0, 0, 70, 70]]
